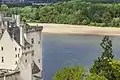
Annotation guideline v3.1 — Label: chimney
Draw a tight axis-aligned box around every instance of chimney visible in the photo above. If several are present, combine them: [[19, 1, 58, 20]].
[[20, 24, 24, 46], [13, 15, 20, 27]]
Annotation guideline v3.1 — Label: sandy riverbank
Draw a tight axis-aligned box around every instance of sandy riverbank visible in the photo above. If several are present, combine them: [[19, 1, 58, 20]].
[[28, 23, 120, 36]]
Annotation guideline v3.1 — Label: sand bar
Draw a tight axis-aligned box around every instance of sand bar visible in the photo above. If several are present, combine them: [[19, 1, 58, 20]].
[[28, 23, 120, 36]]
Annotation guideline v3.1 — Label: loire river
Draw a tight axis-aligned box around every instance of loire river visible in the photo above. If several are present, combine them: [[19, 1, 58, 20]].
[[42, 33, 120, 80]]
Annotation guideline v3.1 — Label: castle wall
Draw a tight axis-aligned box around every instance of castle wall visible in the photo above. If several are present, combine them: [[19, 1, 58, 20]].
[[18, 49, 33, 80], [25, 30, 42, 79]]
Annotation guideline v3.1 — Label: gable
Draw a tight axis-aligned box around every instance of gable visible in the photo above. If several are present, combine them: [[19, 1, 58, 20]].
[[1, 29, 12, 42]]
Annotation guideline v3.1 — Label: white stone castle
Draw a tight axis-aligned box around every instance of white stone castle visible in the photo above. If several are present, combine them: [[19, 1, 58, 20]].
[[0, 13, 43, 80]]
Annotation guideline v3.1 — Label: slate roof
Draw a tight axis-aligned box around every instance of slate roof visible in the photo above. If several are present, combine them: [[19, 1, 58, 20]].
[[32, 60, 40, 74]]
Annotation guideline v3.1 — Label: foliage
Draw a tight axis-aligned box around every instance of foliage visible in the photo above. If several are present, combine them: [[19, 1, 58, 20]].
[[53, 66, 86, 80], [0, 4, 8, 11], [53, 66, 108, 80], [85, 74, 107, 80], [90, 36, 120, 80], [2, 0, 120, 27]]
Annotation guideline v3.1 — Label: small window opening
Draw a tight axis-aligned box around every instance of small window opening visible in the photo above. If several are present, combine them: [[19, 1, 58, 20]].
[[31, 38, 34, 44], [38, 59, 40, 63], [19, 48, 20, 52], [2, 57, 4, 63], [15, 61, 17, 64], [38, 41, 40, 44], [1, 47, 3, 51], [18, 54, 19, 57], [28, 47, 30, 49], [2, 29, 4, 34], [32, 51, 34, 56], [24, 47, 26, 50], [25, 59, 27, 63], [15, 54, 17, 58], [15, 47, 17, 51], [25, 53, 27, 56]]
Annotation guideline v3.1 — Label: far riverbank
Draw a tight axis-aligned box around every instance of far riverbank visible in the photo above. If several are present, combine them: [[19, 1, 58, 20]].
[[28, 23, 120, 36]]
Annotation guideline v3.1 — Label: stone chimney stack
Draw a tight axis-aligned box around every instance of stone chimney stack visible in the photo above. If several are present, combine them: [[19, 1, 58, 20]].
[[20, 23, 24, 46], [13, 15, 20, 27]]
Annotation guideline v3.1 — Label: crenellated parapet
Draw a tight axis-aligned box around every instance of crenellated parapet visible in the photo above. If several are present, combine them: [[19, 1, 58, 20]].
[[25, 24, 43, 33]]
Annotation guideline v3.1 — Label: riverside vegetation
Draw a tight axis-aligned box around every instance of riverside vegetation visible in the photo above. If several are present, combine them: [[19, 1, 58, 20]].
[[53, 36, 120, 80], [1, 0, 120, 27]]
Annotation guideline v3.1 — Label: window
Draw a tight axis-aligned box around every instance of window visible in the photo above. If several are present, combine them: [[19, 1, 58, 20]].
[[15, 61, 17, 64], [38, 41, 40, 44], [19, 48, 20, 52], [15, 54, 17, 58], [32, 51, 34, 56], [31, 38, 34, 44], [25, 53, 27, 56], [28, 47, 30, 49], [38, 59, 40, 63], [25, 59, 27, 63], [1, 47, 3, 51], [18, 54, 19, 57], [15, 47, 17, 51], [2, 57, 4, 63], [2, 29, 4, 34], [24, 47, 26, 50]]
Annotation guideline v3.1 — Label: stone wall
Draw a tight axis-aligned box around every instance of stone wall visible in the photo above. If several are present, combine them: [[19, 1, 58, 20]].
[[0, 71, 21, 80]]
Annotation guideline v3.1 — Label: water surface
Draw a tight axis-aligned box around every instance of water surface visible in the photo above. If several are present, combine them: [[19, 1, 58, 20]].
[[42, 33, 120, 80]]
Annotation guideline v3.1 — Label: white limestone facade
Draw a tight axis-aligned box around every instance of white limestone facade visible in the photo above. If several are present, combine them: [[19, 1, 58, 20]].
[[0, 13, 43, 80]]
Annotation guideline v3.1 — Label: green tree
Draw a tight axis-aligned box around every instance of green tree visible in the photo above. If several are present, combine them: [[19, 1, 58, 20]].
[[20, 6, 32, 20], [90, 36, 120, 80], [111, 18, 120, 27], [0, 4, 8, 12], [100, 36, 114, 59], [53, 66, 86, 80], [85, 74, 107, 80]]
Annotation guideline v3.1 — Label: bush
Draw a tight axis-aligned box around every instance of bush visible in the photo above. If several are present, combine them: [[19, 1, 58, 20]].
[[89, 22, 96, 26]]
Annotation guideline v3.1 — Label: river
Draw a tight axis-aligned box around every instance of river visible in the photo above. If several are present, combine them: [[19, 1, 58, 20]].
[[42, 33, 120, 80]]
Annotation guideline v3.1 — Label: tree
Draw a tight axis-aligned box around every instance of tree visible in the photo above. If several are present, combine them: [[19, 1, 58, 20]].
[[100, 36, 114, 59], [53, 66, 86, 80], [111, 18, 120, 27], [90, 36, 120, 80], [0, 4, 8, 12], [20, 6, 32, 20], [85, 74, 107, 80]]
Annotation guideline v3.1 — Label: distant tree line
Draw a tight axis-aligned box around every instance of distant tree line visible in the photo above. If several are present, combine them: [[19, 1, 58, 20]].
[[1, 0, 120, 27]]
